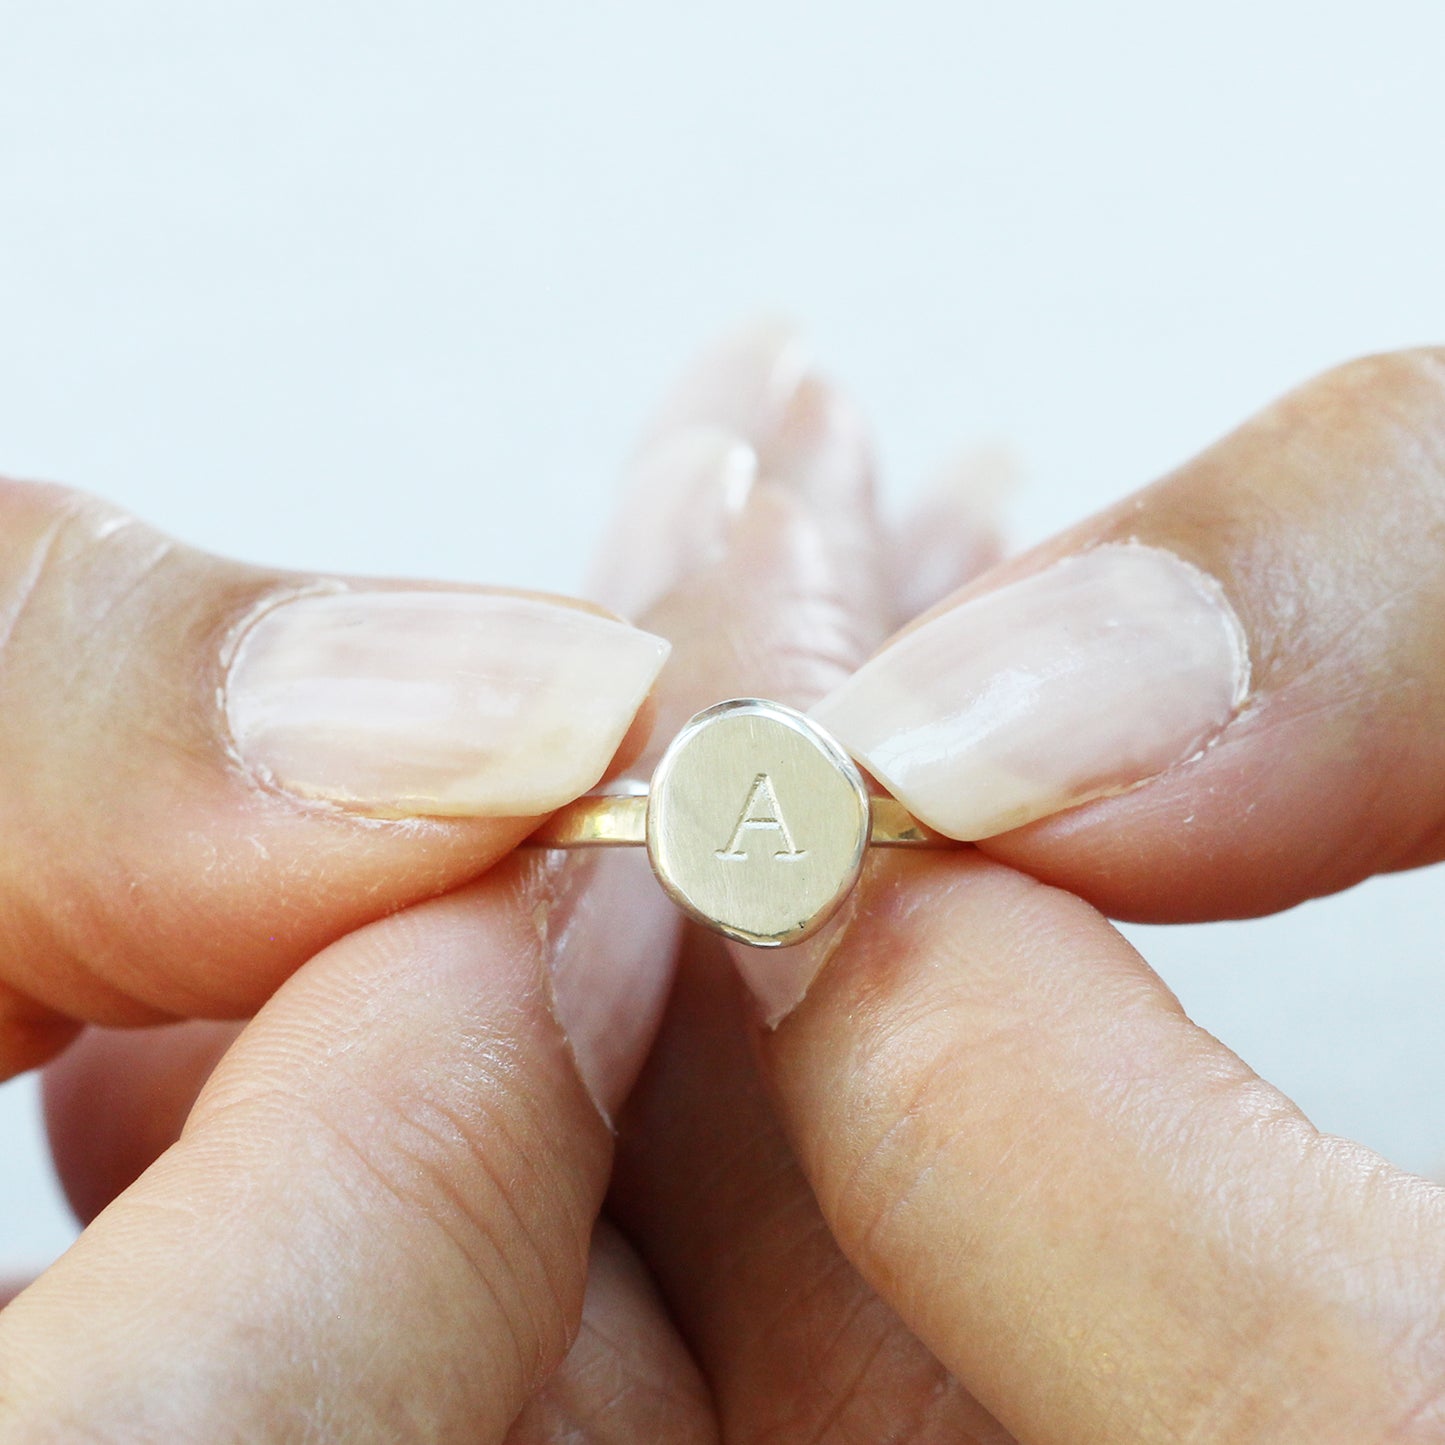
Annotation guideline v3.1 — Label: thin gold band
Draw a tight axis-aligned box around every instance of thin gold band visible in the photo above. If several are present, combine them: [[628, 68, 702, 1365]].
[[526, 793, 951, 849]]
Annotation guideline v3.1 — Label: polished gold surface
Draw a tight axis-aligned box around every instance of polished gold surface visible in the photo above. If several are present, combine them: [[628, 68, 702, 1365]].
[[522, 698, 957, 946], [528, 791, 648, 846], [867, 795, 950, 846]]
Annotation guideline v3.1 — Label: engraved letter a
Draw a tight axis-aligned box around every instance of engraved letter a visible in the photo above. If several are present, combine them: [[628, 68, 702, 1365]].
[[715, 773, 806, 862]]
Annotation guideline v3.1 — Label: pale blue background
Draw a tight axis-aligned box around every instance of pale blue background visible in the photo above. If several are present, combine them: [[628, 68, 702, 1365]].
[[2, 1, 1443, 1274]]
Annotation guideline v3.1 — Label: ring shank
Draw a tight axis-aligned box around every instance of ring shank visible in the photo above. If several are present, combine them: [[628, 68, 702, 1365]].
[[524, 793, 953, 849], [528, 793, 648, 847]]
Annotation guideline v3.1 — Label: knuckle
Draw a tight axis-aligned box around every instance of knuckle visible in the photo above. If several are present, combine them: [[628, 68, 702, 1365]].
[[0, 481, 182, 1012], [0, 478, 153, 669]]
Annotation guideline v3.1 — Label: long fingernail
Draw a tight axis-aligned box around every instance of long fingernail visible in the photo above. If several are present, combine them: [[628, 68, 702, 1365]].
[[890, 446, 1016, 620], [754, 371, 874, 512], [225, 589, 670, 816], [590, 429, 757, 619], [644, 317, 808, 445], [535, 847, 681, 1122], [730, 885, 860, 1029], [591, 321, 814, 618], [656, 373, 875, 717], [648, 320, 872, 513], [812, 543, 1250, 839]]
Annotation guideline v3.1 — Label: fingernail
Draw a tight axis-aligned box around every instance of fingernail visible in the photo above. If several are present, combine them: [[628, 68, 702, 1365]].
[[753, 373, 874, 521], [890, 446, 1017, 620], [647, 320, 871, 513], [590, 429, 757, 618], [590, 321, 813, 619], [534, 847, 681, 1122], [592, 318, 877, 624], [644, 317, 809, 446], [225, 589, 670, 816], [730, 886, 859, 1028], [811, 543, 1250, 839], [656, 371, 876, 716]]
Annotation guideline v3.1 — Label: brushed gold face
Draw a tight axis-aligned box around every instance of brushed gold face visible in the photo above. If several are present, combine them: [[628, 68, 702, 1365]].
[[646, 699, 870, 948]]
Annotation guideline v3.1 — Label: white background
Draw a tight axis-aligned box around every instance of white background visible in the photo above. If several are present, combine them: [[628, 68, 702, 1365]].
[[2, 2, 1443, 1275]]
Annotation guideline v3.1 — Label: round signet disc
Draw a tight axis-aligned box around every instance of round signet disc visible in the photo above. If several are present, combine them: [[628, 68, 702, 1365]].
[[646, 698, 869, 948]]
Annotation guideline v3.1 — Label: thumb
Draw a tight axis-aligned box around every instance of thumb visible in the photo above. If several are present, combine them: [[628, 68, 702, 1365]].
[[815, 347, 1445, 921], [0, 477, 666, 1070]]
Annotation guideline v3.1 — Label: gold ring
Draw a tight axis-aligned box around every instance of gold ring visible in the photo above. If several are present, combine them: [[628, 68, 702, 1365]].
[[524, 698, 957, 949]]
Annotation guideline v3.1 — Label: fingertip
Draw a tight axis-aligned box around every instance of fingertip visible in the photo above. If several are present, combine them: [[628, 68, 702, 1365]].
[[0, 983, 81, 1083], [223, 586, 671, 818], [888, 446, 1015, 625], [605, 688, 663, 783], [0, 472, 676, 1032], [642, 317, 810, 447], [43, 1020, 240, 1223]]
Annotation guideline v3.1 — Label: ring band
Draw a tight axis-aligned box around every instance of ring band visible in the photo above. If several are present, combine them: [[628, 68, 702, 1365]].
[[523, 698, 957, 949], [529, 791, 946, 849]]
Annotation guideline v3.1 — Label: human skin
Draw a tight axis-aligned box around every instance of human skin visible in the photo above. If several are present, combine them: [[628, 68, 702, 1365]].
[[9, 329, 1445, 1441], [0, 481, 669, 1077], [17, 327, 1003, 1441], [0, 464, 676, 1436]]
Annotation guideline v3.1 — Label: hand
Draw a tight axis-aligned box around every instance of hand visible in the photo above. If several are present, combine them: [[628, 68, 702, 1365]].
[[8, 325, 998, 1441], [555, 339, 1445, 1441], [8, 330, 1445, 1443], [678, 343, 1445, 1442], [0, 469, 673, 1437]]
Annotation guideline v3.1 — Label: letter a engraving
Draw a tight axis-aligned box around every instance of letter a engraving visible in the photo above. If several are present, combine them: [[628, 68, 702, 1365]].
[[715, 773, 806, 862]]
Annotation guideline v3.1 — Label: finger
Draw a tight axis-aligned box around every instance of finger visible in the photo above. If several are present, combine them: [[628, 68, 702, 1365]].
[[0, 850, 663, 1440], [605, 325, 1014, 1440], [37, 329, 753, 1239], [888, 446, 1013, 621], [756, 850, 1445, 1442], [39, 870, 674, 1230], [813, 348, 1445, 920], [47, 335, 998, 1218], [0, 477, 666, 1070], [592, 320, 887, 678], [13, 339, 721, 1435], [504, 1221, 717, 1445], [617, 935, 1017, 1444], [43, 1020, 240, 1223], [0, 981, 78, 1079]]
